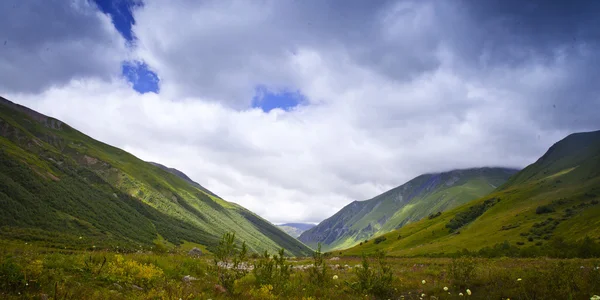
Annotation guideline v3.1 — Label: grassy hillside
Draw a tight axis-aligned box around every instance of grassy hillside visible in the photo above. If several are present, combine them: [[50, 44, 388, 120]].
[[0, 96, 312, 256], [276, 223, 316, 238], [342, 130, 600, 257], [299, 167, 517, 251]]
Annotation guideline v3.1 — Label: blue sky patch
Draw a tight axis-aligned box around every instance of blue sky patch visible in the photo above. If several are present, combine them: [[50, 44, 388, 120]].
[[93, 0, 141, 41], [252, 86, 307, 112], [122, 61, 159, 94]]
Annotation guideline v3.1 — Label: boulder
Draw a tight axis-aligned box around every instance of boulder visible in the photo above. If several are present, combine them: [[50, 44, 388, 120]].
[[188, 247, 203, 257]]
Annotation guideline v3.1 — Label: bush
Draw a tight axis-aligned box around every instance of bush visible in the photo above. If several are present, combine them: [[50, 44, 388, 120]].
[[252, 248, 292, 292], [0, 256, 24, 292], [446, 198, 498, 232], [449, 256, 477, 288], [213, 232, 249, 294], [349, 250, 394, 298], [428, 212, 442, 219], [307, 243, 329, 288], [536, 205, 555, 214], [374, 236, 387, 244]]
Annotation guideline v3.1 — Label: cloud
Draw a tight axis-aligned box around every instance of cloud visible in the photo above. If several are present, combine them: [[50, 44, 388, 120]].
[[2, 0, 600, 224], [0, 0, 129, 94]]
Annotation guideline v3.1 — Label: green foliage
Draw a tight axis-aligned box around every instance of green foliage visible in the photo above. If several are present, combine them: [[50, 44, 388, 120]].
[[373, 236, 387, 244], [252, 248, 292, 292], [351, 250, 394, 298], [446, 198, 498, 232], [213, 232, 249, 294], [0, 256, 24, 292], [307, 244, 329, 288], [428, 211, 442, 219], [536, 204, 555, 214], [449, 256, 477, 288]]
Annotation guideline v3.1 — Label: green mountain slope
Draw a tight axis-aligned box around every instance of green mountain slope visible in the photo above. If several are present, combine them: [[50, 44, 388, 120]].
[[148, 161, 221, 199], [298, 167, 518, 251], [0, 96, 312, 256], [342, 130, 600, 257], [276, 223, 316, 238]]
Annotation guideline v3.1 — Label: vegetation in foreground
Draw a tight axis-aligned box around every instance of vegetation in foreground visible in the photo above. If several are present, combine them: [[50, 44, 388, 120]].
[[2, 235, 600, 300]]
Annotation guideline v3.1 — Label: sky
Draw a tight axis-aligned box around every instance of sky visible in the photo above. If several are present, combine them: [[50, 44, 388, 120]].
[[1, 0, 599, 224]]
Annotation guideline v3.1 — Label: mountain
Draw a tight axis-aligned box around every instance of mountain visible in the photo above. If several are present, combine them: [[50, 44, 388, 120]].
[[277, 223, 316, 238], [0, 96, 312, 256], [148, 162, 221, 199], [298, 167, 518, 251], [341, 130, 600, 256]]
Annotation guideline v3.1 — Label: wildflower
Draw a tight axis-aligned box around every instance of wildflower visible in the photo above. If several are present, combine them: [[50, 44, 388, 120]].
[[333, 275, 339, 280], [422, 280, 426, 284], [444, 286, 449, 291], [591, 296, 600, 300], [459, 293, 464, 296], [79, 236, 82, 239], [517, 278, 522, 281], [466, 289, 472, 296], [421, 294, 426, 297]]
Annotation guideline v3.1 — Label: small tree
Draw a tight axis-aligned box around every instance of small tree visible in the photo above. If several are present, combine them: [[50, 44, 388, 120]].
[[349, 250, 394, 298], [307, 243, 329, 288], [213, 232, 248, 294]]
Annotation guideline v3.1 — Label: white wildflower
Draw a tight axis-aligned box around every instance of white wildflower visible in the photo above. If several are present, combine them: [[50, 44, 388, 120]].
[[517, 278, 522, 281], [333, 275, 338, 280], [459, 292, 464, 296], [444, 286, 449, 291], [466, 289, 472, 296], [422, 280, 426, 284], [591, 295, 600, 300]]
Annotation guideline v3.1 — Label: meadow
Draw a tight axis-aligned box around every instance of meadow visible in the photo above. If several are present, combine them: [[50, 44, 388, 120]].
[[1, 234, 600, 300]]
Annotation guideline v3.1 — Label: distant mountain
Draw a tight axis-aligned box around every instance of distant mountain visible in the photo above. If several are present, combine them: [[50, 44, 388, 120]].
[[298, 167, 518, 251], [341, 130, 600, 257], [277, 223, 316, 238], [0, 96, 312, 256]]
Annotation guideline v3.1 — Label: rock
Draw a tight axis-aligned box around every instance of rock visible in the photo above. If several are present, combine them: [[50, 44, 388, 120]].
[[113, 283, 123, 290], [131, 284, 144, 291], [188, 247, 203, 257], [214, 284, 227, 294], [329, 256, 340, 261], [182, 275, 197, 283]]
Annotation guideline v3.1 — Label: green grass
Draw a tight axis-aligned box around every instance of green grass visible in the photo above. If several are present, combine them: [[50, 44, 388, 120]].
[[0, 96, 312, 256], [1, 241, 600, 299]]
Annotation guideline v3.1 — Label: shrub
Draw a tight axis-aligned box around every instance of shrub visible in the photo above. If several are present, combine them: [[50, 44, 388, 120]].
[[536, 205, 555, 214], [307, 243, 329, 288], [449, 256, 477, 288], [428, 212, 442, 219], [446, 198, 498, 232], [0, 256, 24, 292], [213, 232, 249, 294], [252, 248, 292, 292], [374, 236, 387, 244], [102, 255, 164, 288], [349, 250, 394, 298]]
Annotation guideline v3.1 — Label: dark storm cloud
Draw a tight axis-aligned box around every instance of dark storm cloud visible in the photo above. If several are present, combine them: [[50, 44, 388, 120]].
[[0, 0, 126, 93], [4, 0, 600, 224]]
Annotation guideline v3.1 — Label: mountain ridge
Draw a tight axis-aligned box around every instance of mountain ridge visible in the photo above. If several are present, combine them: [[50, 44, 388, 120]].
[[276, 223, 316, 238], [299, 167, 518, 251], [0, 96, 312, 256], [341, 130, 600, 256]]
